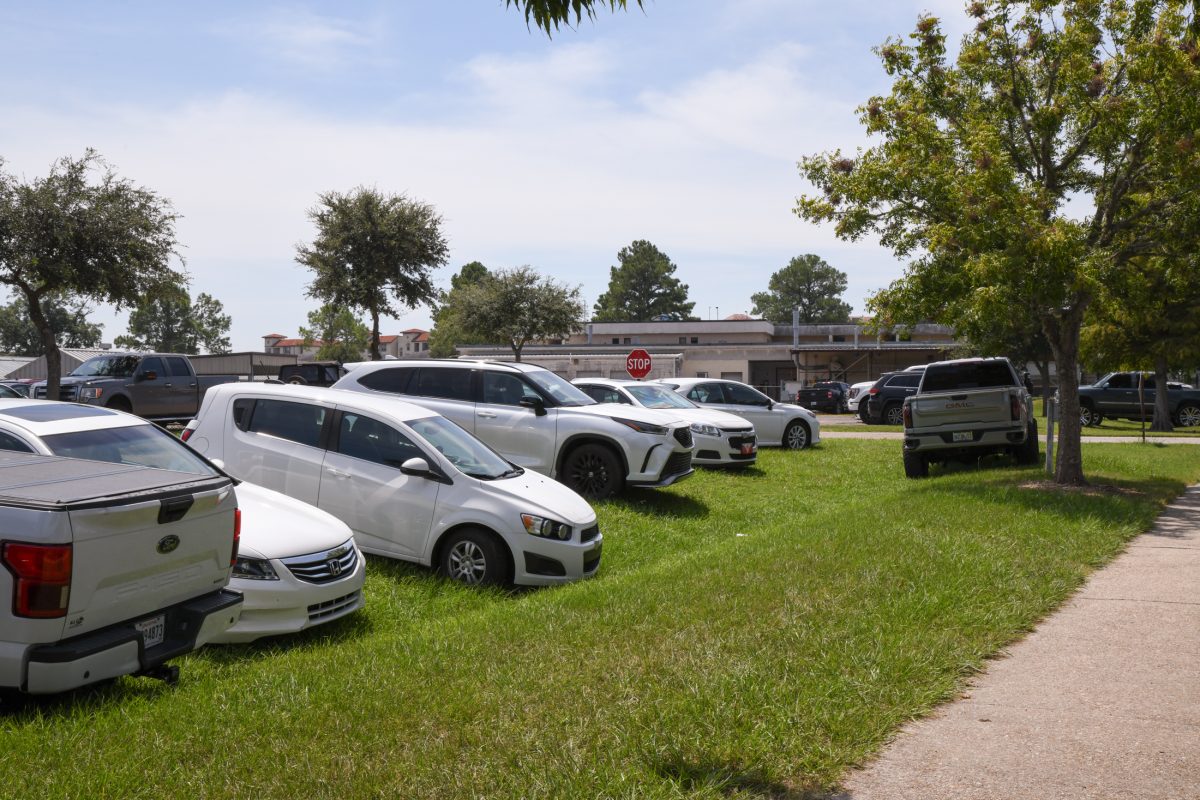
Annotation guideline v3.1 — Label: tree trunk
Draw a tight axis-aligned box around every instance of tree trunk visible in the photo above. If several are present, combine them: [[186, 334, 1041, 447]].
[[1150, 354, 1174, 432], [26, 293, 61, 400], [1042, 306, 1087, 485], [369, 307, 381, 361]]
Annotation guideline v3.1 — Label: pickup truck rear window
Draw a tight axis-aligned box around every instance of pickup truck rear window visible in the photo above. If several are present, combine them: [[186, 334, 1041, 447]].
[[922, 362, 1016, 393]]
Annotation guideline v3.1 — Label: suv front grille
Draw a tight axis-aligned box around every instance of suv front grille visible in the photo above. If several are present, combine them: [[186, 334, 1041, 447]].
[[673, 427, 693, 448], [282, 540, 358, 584], [664, 450, 692, 477], [34, 386, 77, 401]]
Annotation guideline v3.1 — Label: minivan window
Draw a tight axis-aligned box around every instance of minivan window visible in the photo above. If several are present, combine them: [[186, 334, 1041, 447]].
[[336, 412, 424, 468], [358, 367, 415, 394], [481, 372, 541, 407], [246, 399, 326, 448], [522, 369, 595, 407], [408, 416, 518, 480], [411, 368, 473, 400]]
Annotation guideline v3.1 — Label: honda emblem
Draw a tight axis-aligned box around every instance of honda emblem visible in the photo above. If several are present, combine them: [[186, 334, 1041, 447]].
[[328, 558, 343, 577]]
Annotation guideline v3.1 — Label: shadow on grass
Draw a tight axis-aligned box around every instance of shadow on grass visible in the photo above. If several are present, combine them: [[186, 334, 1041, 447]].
[[653, 756, 821, 799], [201, 609, 375, 666], [603, 490, 710, 518]]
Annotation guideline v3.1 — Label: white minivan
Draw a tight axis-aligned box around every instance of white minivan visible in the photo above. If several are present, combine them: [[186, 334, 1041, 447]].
[[184, 384, 602, 587]]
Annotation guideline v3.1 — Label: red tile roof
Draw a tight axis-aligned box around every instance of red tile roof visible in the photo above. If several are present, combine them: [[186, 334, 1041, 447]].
[[402, 328, 428, 334], [262, 333, 286, 339], [272, 338, 319, 348], [379, 335, 398, 343], [415, 332, 430, 342]]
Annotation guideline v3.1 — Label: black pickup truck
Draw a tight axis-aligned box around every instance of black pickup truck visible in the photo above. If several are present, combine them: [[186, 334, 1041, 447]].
[[1077, 372, 1200, 427], [795, 381, 850, 413], [33, 352, 241, 422]]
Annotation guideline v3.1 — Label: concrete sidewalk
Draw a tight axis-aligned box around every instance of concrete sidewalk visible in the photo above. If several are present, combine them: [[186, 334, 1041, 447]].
[[834, 484, 1200, 800]]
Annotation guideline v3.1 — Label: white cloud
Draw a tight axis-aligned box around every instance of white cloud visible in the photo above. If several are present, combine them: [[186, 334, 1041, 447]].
[[216, 8, 380, 70]]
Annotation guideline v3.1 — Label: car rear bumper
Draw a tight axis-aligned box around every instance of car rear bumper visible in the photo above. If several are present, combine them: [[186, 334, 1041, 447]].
[[904, 424, 1027, 453]]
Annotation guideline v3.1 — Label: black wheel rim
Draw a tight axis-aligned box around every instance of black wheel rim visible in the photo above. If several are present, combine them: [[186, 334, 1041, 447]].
[[568, 453, 611, 497]]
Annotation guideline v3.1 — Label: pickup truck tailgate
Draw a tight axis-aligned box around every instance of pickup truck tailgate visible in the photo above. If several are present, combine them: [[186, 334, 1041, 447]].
[[908, 387, 1020, 428], [0, 455, 235, 638]]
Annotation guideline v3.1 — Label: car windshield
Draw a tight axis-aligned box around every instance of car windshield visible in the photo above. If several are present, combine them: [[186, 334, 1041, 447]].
[[625, 384, 696, 409], [408, 416, 520, 481], [70, 355, 141, 378], [523, 369, 596, 407], [41, 425, 219, 476]]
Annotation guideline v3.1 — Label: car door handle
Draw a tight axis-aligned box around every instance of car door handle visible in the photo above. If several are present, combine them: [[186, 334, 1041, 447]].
[[326, 468, 350, 479], [477, 411, 498, 419], [164, 383, 173, 388]]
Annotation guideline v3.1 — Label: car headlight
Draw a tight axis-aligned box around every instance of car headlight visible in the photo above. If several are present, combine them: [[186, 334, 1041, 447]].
[[612, 417, 669, 436], [690, 422, 720, 437], [78, 387, 103, 400], [232, 556, 279, 580], [521, 513, 572, 541]]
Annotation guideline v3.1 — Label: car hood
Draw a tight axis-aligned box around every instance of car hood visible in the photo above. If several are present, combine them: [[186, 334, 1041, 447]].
[[565, 403, 687, 427], [480, 469, 596, 527], [234, 481, 355, 560], [669, 408, 752, 430], [773, 401, 818, 419]]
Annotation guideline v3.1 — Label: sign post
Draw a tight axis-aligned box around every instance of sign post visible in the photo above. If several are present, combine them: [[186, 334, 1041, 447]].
[[625, 349, 652, 380]]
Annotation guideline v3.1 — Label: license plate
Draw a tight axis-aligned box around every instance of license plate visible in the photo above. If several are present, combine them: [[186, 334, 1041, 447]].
[[135, 615, 165, 649], [952, 431, 973, 442], [740, 443, 756, 455]]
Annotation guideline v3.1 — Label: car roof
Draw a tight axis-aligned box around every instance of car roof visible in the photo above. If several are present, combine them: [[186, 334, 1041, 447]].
[[0, 399, 146, 436], [204, 382, 441, 423], [343, 358, 551, 375], [573, 378, 662, 388]]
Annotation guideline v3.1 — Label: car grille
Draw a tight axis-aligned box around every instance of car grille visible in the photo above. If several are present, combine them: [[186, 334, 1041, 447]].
[[281, 540, 358, 584], [307, 590, 362, 622], [580, 524, 600, 543], [33, 385, 77, 401], [728, 434, 756, 449], [673, 427, 693, 448], [663, 450, 692, 477]]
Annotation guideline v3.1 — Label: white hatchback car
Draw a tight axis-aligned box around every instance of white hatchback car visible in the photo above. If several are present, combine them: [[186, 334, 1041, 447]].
[[0, 399, 365, 644], [656, 378, 821, 450], [572, 378, 757, 468], [184, 384, 602, 587]]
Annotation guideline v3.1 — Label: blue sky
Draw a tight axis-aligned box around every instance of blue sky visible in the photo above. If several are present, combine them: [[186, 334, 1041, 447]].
[[0, 1, 971, 351]]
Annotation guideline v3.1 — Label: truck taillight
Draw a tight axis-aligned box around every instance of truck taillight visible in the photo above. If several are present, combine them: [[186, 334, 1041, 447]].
[[2, 542, 72, 618], [902, 403, 912, 428], [868, 386, 880, 395], [231, 509, 241, 567], [1011, 394, 1021, 421], [180, 427, 193, 442]]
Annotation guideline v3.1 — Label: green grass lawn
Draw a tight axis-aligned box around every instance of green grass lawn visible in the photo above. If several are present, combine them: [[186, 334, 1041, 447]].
[[3, 440, 1198, 798]]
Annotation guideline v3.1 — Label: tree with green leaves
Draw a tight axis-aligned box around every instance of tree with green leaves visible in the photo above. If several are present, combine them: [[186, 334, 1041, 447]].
[[0, 294, 103, 356], [452, 266, 584, 362], [429, 261, 490, 358], [750, 254, 852, 323], [797, 1, 1200, 485], [298, 304, 371, 364], [114, 286, 231, 354], [296, 188, 449, 361], [0, 150, 183, 398], [592, 240, 695, 322], [506, 0, 642, 35]]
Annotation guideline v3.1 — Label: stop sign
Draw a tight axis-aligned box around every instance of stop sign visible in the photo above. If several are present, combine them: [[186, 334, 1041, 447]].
[[626, 349, 653, 379]]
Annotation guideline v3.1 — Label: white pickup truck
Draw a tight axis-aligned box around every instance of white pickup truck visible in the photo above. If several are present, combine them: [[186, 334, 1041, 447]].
[[0, 450, 243, 695], [901, 357, 1038, 478]]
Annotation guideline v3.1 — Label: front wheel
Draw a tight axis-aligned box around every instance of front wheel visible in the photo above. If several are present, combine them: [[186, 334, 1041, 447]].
[[440, 528, 510, 587], [561, 443, 623, 499], [782, 420, 811, 450], [1175, 403, 1200, 428], [1080, 404, 1101, 427]]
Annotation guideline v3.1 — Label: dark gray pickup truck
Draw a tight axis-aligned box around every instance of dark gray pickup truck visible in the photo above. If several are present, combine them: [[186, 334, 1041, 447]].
[[1077, 372, 1200, 427], [33, 353, 241, 422]]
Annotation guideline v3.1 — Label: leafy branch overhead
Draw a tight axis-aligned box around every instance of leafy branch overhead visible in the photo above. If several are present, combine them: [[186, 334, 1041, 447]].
[[506, 0, 642, 35]]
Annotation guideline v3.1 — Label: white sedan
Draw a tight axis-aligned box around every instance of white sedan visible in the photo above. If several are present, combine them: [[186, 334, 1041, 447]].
[[0, 399, 365, 644], [655, 378, 821, 450], [573, 378, 757, 467]]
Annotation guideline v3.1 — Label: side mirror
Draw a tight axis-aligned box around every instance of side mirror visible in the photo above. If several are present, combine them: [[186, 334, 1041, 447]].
[[519, 397, 547, 416], [400, 457, 433, 478]]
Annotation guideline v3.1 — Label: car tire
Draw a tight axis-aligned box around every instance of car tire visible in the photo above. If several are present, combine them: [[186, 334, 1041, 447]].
[[903, 449, 929, 478], [287, 376, 308, 385], [858, 404, 872, 424], [439, 528, 510, 587], [883, 402, 904, 426], [1174, 403, 1200, 428], [1080, 404, 1101, 427], [783, 420, 810, 450], [1015, 419, 1040, 465], [561, 443, 623, 500], [106, 396, 132, 413]]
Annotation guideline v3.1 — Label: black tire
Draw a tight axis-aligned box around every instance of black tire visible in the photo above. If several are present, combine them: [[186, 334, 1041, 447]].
[[903, 449, 929, 478], [287, 375, 308, 385], [1080, 404, 1101, 427], [858, 404, 872, 424], [782, 420, 811, 450], [106, 396, 132, 413], [561, 443, 623, 500], [1174, 403, 1200, 428], [439, 528, 510, 587], [883, 402, 904, 426], [1015, 419, 1040, 465]]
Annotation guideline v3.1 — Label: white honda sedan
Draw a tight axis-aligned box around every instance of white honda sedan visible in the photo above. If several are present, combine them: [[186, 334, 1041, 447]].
[[0, 399, 365, 644], [655, 378, 821, 450]]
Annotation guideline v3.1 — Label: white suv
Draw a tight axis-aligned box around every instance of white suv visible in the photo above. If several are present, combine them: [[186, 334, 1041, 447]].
[[184, 384, 602, 587], [656, 378, 821, 450], [331, 360, 695, 500]]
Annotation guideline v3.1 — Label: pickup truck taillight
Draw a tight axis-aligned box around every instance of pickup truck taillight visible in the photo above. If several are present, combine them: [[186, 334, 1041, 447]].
[[2, 542, 72, 618], [180, 427, 193, 442], [902, 403, 912, 428], [231, 509, 241, 567], [1010, 394, 1021, 421]]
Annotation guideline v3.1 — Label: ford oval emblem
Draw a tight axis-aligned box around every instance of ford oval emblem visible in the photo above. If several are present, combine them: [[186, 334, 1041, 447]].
[[157, 535, 180, 554]]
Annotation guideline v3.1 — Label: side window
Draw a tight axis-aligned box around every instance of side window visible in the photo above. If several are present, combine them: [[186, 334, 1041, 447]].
[[1107, 374, 1133, 389], [411, 368, 473, 400], [687, 383, 725, 404], [233, 398, 255, 431], [139, 357, 165, 379], [336, 413, 423, 468], [357, 368, 415, 394], [0, 431, 34, 453], [246, 399, 326, 448], [579, 385, 624, 405], [165, 357, 191, 377], [891, 373, 921, 389], [481, 372, 539, 406], [725, 383, 769, 406]]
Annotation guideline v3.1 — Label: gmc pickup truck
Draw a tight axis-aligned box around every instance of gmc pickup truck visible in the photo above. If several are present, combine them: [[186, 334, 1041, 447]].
[[0, 447, 242, 695], [901, 357, 1038, 478], [33, 352, 241, 422], [1077, 372, 1200, 427]]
